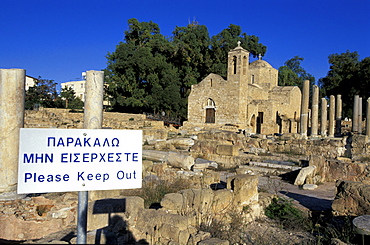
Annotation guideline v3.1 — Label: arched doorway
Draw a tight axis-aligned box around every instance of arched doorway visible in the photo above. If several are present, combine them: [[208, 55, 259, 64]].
[[205, 98, 216, 123]]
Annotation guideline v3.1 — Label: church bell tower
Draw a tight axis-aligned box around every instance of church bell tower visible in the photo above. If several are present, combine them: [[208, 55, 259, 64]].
[[227, 41, 250, 84]]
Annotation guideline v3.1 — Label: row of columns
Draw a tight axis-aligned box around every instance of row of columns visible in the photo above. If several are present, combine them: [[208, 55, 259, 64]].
[[300, 79, 370, 138]]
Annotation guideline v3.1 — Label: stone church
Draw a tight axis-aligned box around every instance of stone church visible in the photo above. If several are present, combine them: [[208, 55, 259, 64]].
[[184, 42, 302, 135]]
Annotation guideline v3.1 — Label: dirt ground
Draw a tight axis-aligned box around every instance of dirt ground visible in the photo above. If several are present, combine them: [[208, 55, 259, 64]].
[[258, 176, 337, 212]]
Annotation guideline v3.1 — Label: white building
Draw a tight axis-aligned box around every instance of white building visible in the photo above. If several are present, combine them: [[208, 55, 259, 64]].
[[61, 72, 86, 101], [25, 75, 38, 90]]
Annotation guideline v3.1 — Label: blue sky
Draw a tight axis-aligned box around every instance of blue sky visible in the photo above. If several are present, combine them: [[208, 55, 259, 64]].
[[1, 0, 369, 91]]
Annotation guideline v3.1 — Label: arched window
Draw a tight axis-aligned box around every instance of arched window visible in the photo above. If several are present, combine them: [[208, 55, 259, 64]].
[[233, 56, 237, 74], [206, 98, 215, 107]]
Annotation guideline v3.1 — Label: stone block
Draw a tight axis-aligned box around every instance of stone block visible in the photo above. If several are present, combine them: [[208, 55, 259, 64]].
[[294, 166, 316, 186], [227, 174, 258, 206], [166, 151, 195, 170], [161, 193, 184, 213], [302, 184, 318, 190], [212, 189, 233, 213], [159, 223, 180, 242], [88, 190, 122, 201], [179, 189, 214, 214], [0, 214, 64, 241], [198, 237, 230, 245], [188, 231, 212, 244], [332, 180, 370, 216], [216, 145, 239, 156]]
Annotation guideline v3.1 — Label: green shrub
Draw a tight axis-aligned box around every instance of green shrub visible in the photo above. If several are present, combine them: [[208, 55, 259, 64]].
[[139, 179, 191, 208], [265, 197, 307, 230]]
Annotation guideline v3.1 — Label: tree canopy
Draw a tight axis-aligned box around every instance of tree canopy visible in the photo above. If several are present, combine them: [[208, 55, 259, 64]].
[[319, 51, 370, 118], [25, 77, 60, 110], [278, 56, 315, 89], [104, 18, 267, 117]]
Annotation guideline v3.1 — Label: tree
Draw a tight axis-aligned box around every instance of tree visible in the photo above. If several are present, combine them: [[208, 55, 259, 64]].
[[210, 24, 267, 77], [104, 19, 267, 118], [278, 56, 315, 88], [319, 51, 369, 117], [105, 18, 183, 116], [171, 23, 211, 97], [59, 86, 84, 109], [25, 77, 59, 109]]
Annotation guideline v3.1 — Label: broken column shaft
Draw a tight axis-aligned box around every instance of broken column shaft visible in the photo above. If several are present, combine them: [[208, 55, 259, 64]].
[[300, 80, 310, 137], [311, 85, 319, 137], [0, 69, 25, 193]]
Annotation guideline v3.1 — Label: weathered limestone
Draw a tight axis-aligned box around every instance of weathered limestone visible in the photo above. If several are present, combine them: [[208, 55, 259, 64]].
[[227, 174, 258, 206], [321, 98, 328, 137], [335, 94, 342, 135], [216, 145, 239, 156], [186, 45, 301, 135], [0, 69, 25, 193], [84, 70, 104, 129], [367, 98, 370, 137], [332, 180, 370, 216], [359, 97, 363, 134], [302, 184, 318, 190], [294, 166, 316, 186], [143, 150, 194, 170], [311, 85, 319, 136], [353, 95, 359, 133], [300, 80, 310, 137], [79, 70, 105, 244], [328, 95, 335, 137], [353, 215, 370, 236]]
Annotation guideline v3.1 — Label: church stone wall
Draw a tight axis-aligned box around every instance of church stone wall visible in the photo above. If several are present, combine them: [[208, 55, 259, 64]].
[[187, 73, 242, 126], [186, 45, 302, 135]]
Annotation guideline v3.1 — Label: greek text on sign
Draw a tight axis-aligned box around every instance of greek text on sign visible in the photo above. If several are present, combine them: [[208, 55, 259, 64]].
[[18, 128, 142, 194]]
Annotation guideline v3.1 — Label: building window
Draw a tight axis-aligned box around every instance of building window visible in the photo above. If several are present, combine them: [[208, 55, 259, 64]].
[[81, 83, 84, 88], [233, 56, 237, 74], [206, 98, 215, 107], [251, 75, 255, 84]]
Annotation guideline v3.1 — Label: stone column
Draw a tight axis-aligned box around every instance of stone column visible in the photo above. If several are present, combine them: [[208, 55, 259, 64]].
[[328, 95, 335, 137], [335, 94, 342, 136], [311, 85, 319, 137], [83, 70, 104, 129], [0, 69, 25, 194], [321, 98, 327, 137], [366, 98, 370, 138], [78, 70, 104, 244], [359, 97, 363, 134], [300, 80, 310, 137], [353, 95, 359, 133]]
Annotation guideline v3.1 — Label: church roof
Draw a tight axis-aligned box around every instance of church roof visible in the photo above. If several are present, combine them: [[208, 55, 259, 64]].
[[249, 60, 273, 68]]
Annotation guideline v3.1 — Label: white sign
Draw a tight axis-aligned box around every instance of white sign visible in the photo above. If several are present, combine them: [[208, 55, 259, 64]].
[[17, 128, 142, 194]]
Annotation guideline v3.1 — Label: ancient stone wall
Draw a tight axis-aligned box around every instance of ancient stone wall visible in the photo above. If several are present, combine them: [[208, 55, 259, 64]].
[[24, 108, 164, 130], [0, 173, 266, 243]]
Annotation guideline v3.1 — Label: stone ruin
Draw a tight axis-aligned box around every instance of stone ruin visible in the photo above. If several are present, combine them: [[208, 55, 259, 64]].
[[1, 68, 370, 244]]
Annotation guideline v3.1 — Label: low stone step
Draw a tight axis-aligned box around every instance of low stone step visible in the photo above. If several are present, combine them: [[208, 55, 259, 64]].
[[248, 161, 301, 171]]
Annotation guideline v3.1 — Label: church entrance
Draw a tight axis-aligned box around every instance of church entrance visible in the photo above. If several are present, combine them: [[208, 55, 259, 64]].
[[205, 108, 215, 123], [256, 112, 263, 134]]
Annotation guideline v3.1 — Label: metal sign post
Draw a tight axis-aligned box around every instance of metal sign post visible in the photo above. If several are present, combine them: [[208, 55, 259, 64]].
[[77, 70, 104, 244]]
